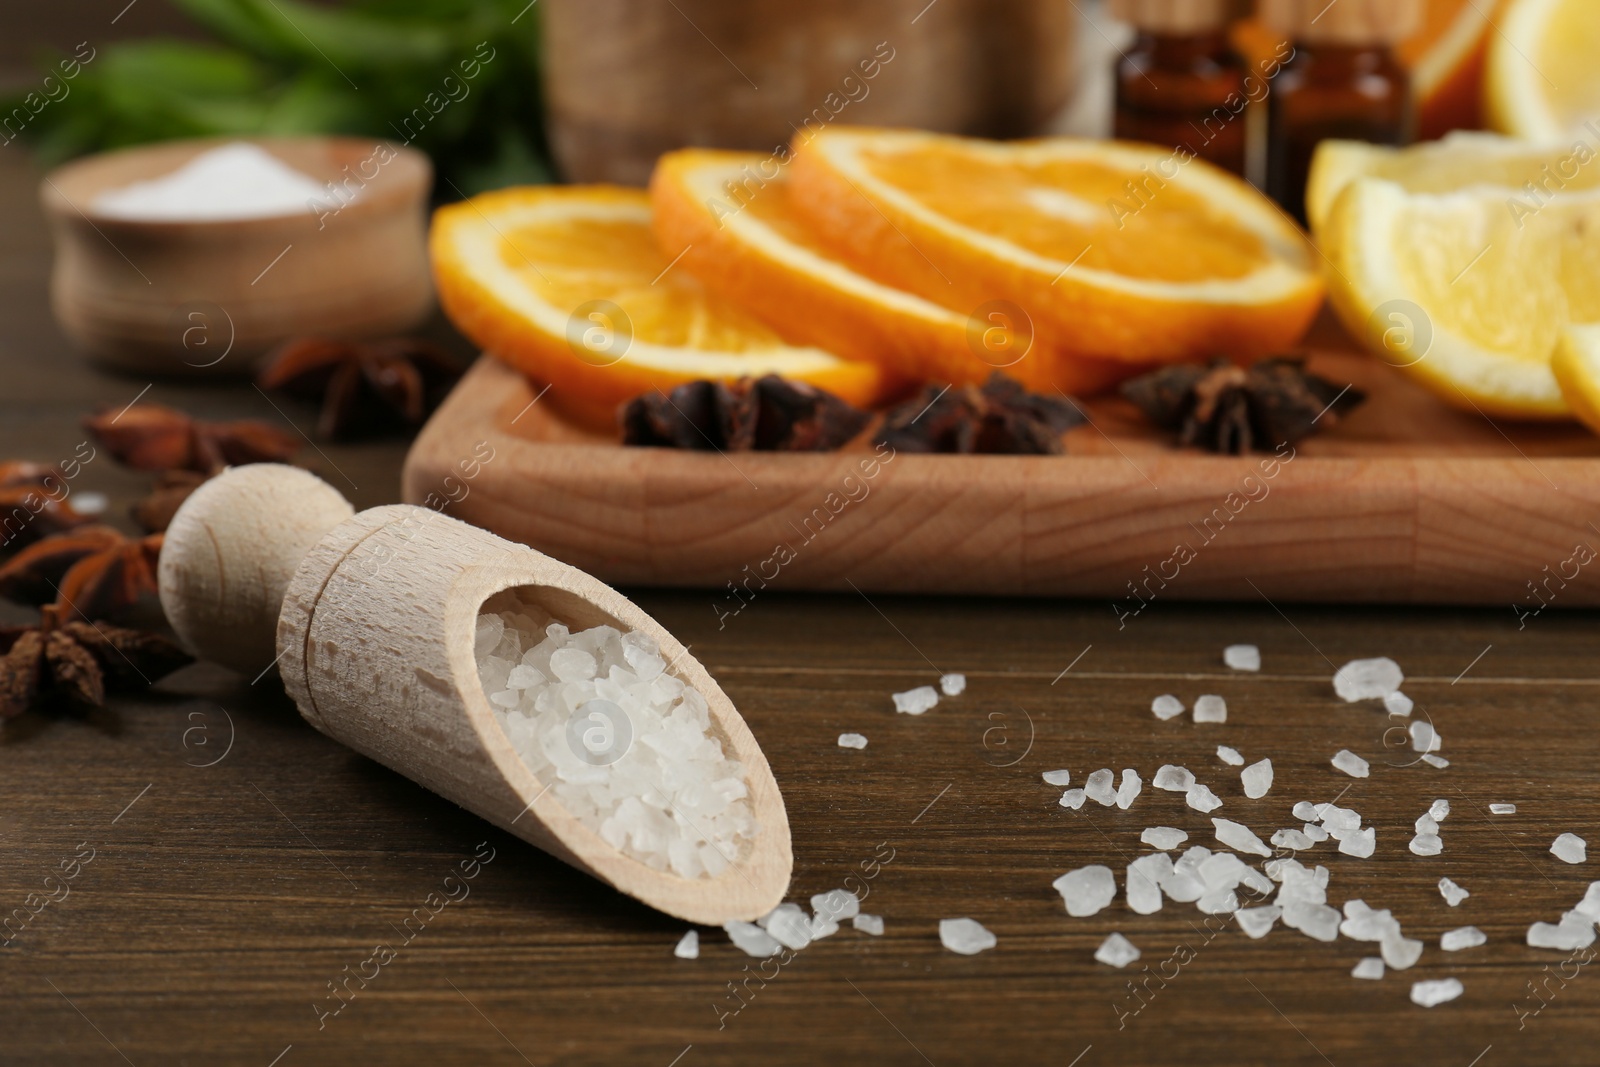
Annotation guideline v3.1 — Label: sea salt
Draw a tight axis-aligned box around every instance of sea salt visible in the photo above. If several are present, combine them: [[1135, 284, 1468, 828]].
[[853, 913, 884, 935], [1094, 932, 1141, 968], [837, 733, 868, 749], [1338, 827, 1377, 859], [1214, 817, 1273, 857], [1441, 926, 1486, 951], [893, 686, 939, 715], [1186, 784, 1223, 813], [1333, 657, 1404, 701], [1193, 694, 1227, 723], [1577, 882, 1600, 921], [939, 917, 996, 955], [674, 930, 699, 959], [811, 889, 860, 923], [1384, 691, 1414, 716], [1042, 769, 1072, 786], [1415, 814, 1439, 835], [1059, 789, 1087, 810], [1411, 978, 1464, 1007], [1292, 801, 1319, 821], [760, 904, 814, 950], [1271, 828, 1314, 851], [1410, 720, 1441, 753], [1421, 753, 1450, 769], [1352, 957, 1385, 980], [1382, 934, 1424, 970], [1224, 644, 1261, 671], [92, 142, 333, 222], [1141, 826, 1188, 850], [1235, 905, 1281, 939], [1151, 694, 1185, 720], [1489, 803, 1516, 815], [1126, 854, 1171, 915], [1154, 765, 1195, 792], [1053, 865, 1117, 917], [1552, 833, 1588, 864], [1331, 749, 1370, 778], [1409, 834, 1443, 857], [1439, 877, 1469, 906], [1429, 798, 1450, 821], [1115, 768, 1143, 810], [1242, 758, 1274, 799], [1217, 745, 1244, 766], [724, 921, 781, 957], [476, 596, 756, 879], [1282, 901, 1341, 942], [1528, 912, 1598, 950], [938, 673, 966, 696], [1302, 823, 1329, 842], [1084, 768, 1118, 807]]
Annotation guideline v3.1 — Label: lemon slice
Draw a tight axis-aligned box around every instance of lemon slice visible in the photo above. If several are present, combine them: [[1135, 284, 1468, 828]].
[[1553, 324, 1600, 432], [1489, 0, 1600, 138]]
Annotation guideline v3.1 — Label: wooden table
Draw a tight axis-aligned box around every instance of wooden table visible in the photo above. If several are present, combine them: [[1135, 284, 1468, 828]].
[[3, 149, 1599, 1067]]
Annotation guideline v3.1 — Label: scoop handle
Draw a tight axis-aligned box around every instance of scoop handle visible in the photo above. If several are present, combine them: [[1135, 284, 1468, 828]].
[[157, 464, 355, 676]]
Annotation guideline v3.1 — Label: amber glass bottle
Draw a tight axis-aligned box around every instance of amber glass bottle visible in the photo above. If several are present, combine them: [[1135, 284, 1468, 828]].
[[1111, 0, 1250, 177], [1261, 0, 1421, 224]]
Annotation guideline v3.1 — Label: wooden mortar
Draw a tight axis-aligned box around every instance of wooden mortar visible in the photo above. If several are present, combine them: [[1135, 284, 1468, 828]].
[[158, 464, 792, 924]]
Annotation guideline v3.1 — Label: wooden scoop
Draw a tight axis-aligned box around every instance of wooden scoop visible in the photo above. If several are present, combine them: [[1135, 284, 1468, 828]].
[[157, 464, 792, 924]]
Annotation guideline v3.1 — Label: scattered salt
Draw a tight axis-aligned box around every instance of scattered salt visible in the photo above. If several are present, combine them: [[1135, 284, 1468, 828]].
[[1438, 877, 1469, 907], [1333, 657, 1404, 701], [92, 142, 333, 222], [1489, 803, 1516, 815], [1126, 854, 1171, 915], [1421, 753, 1450, 769], [853, 913, 884, 936], [1282, 901, 1341, 941], [1186, 783, 1224, 813], [1094, 932, 1141, 968], [1224, 644, 1261, 671], [1429, 798, 1450, 821], [1415, 814, 1439, 835], [1241, 758, 1274, 799], [939, 917, 996, 955], [838, 733, 868, 749], [1141, 826, 1188, 851], [1151, 694, 1185, 720], [938, 672, 966, 696], [1441, 926, 1485, 951], [1213, 817, 1273, 857], [1235, 905, 1281, 939], [811, 889, 860, 923], [1154, 765, 1196, 792], [1577, 882, 1600, 921], [724, 921, 782, 957], [1193, 694, 1227, 723], [1084, 768, 1118, 807], [1338, 827, 1377, 859], [1409, 834, 1443, 857], [674, 930, 699, 959], [1271, 828, 1314, 851], [1352, 957, 1385, 980], [1042, 769, 1072, 787], [1410, 720, 1441, 753], [760, 903, 814, 950], [1528, 912, 1598, 951], [1217, 745, 1244, 766], [1059, 789, 1087, 810], [893, 686, 939, 715], [1053, 865, 1117, 917], [1115, 768, 1143, 810], [1552, 833, 1588, 864], [1384, 691, 1414, 716], [1331, 749, 1370, 778], [1382, 934, 1424, 970], [1410, 978, 1464, 1007], [1292, 801, 1318, 821], [1302, 823, 1329, 842]]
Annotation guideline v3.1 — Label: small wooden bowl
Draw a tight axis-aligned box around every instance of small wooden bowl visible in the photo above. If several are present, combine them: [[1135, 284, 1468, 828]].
[[41, 136, 435, 377]]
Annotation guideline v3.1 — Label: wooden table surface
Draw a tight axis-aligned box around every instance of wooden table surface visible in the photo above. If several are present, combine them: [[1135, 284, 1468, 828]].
[[3, 149, 1599, 1067]]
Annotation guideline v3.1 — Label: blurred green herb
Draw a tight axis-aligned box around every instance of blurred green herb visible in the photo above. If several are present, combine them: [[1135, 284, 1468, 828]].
[[5, 0, 550, 195]]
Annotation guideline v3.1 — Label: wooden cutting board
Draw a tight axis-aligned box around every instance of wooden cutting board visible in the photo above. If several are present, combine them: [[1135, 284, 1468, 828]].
[[402, 320, 1600, 611]]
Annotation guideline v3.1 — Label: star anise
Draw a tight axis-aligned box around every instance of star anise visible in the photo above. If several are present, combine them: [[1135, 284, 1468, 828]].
[[621, 376, 870, 451], [257, 336, 464, 440], [0, 525, 162, 621], [875, 374, 1086, 454], [131, 469, 209, 533], [1121, 357, 1365, 455], [0, 461, 95, 549], [0, 605, 192, 719], [83, 404, 299, 475]]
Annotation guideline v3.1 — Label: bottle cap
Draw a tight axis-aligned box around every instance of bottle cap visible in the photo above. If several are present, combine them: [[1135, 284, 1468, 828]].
[[1108, 0, 1240, 35], [1259, 0, 1423, 45]]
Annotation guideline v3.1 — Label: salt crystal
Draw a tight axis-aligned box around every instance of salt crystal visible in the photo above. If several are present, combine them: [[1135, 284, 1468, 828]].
[[1213, 817, 1273, 857], [475, 614, 505, 657], [1154, 765, 1195, 792], [1242, 758, 1274, 799], [1141, 826, 1188, 851], [674, 930, 699, 959], [811, 889, 860, 923], [1282, 901, 1341, 941], [506, 664, 544, 689], [1042, 769, 1072, 787], [1052, 865, 1117, 917], [1339, 827, 1377, 859], [1576, 882, 1600, 921], [1415, 814, 1439, 835], [1224, 644, 1261, 671], [724, 921, 782, 957], [1059, 789, 1087, 810], [1489, 803, 1516, 815], [1441, 926, 1486, 951], [760, 903, 814, 950], [1236, 905, 1282, 939], [92, 142, 335, 222], [1302, 823, 1329, 843], [838, 733, 868, 749], [1217, 745, 1244, 766], [1126, 854, 1171, 915], [1115, 768, 1143, 810], [1094, 932, 1141, 968], [1384, 691, 1414, 716], [938, 673, 966, 696], [549, 647, 597, 682], [1552, 833, 1588, 864], [1333, 657, 1404, 701], [853, 913, 884, 936], [1331, 749, 1370, 778], [939, 917, 996, 955], [1186, 783, 1223, 813], [1421, 753, 1450, 769], [1272, 828, 1314, 851], [1151, 694, 1185, 720], [1409, 720, 1440, 753], [1410, 978, 1464, 1007], [1196, 886, 1240, 915], [1341, 900, 1399, 942], [1438, 877, 1469, 907], [1292, 801, 1318, 821], [1084, 768, 1118, 807], [1352, 957, 1385, 980], [1381, 933, 1424, 970], [893, 686, 939, 715], [1316, 803, 1361, 831], [1160, 848, 1210, 902], [1409, 834, 1443, 857], [1528, 912, 1598, 951], [1429, 798, 1450, 821], [1193, 694, 1227, 723]]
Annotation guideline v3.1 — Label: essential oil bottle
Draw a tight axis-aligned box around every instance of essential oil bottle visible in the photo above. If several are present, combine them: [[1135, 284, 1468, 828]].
[[1111, 0, 1251, 177], [1260, 0, 1420, 224]]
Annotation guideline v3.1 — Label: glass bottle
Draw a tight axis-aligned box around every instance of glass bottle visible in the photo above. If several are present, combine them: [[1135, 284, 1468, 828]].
[[1111, 0, 1251, 178], [1261, 0, 1421, 224]]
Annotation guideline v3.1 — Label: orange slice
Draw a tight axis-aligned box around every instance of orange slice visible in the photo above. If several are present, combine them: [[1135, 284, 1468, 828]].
[[785, 127, 1323, 366], [430, 186, 898, 429], [649, 148, 1142, 395]]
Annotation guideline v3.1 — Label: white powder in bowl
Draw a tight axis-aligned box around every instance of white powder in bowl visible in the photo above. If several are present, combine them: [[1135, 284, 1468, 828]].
[[474, 592, 758, 879], [93, 142, 333, 222]]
